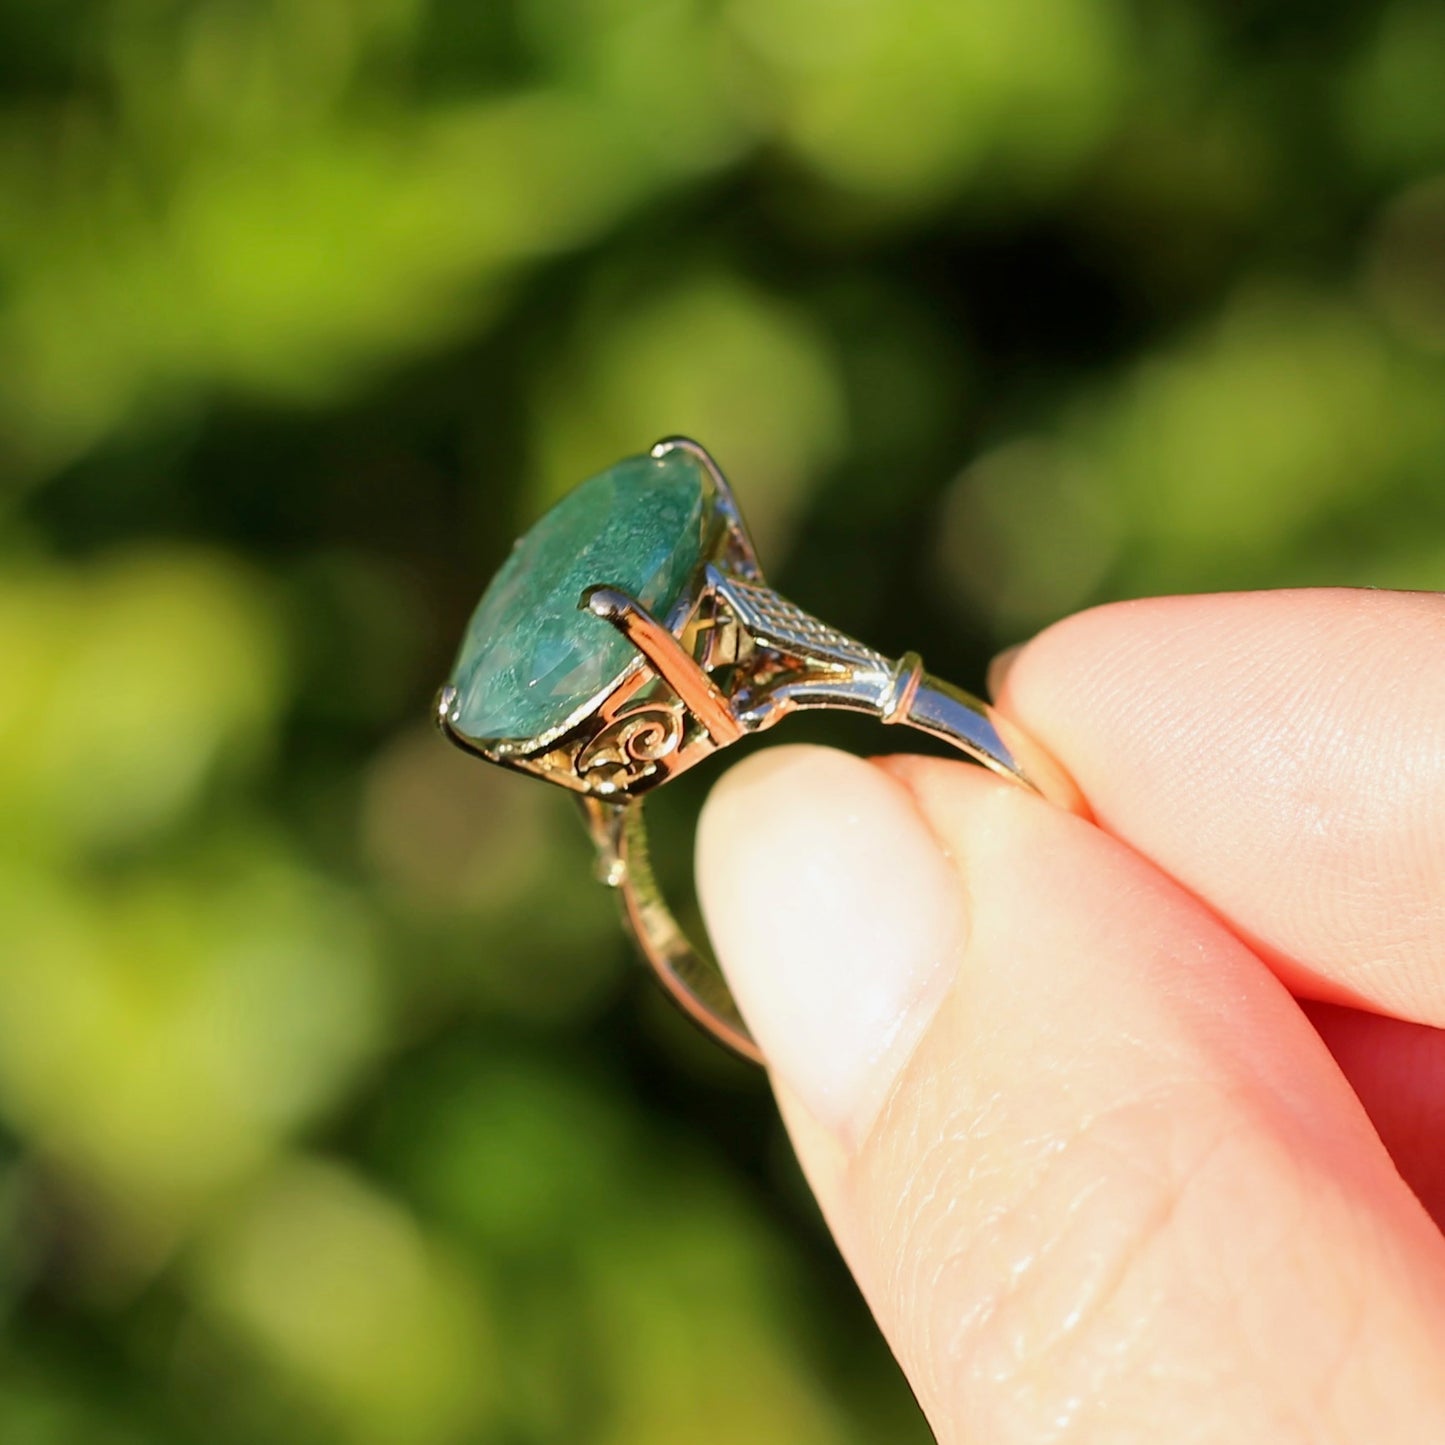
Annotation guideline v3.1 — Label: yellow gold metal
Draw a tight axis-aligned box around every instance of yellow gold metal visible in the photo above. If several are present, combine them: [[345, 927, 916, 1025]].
[[581, 586, 743, 746], [438, 437, 1084, 1064]]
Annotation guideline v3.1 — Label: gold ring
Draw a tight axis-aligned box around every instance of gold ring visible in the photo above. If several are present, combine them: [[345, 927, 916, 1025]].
[[437, 438, 1083, 1062]]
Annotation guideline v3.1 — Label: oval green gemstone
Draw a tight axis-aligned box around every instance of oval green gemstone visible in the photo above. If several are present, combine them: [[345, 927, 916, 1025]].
[[448, 451, 710, 740]]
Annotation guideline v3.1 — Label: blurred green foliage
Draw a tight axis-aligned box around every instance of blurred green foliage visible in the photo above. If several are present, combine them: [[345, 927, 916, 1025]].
[[2, 0, 1444, 1440]]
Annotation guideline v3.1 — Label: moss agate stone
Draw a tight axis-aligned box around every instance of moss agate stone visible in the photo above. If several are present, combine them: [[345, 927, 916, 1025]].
[[449, 451, 709, 740]]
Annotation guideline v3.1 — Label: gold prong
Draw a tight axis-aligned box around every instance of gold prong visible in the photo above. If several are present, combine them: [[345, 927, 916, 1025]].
[[580, 585, 743, 745], [649, 436, 761, 579], [435, 683, 459, 730], [649, 435, 701, 461]]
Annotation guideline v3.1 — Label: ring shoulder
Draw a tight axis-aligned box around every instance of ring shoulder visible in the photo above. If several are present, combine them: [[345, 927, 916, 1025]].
[[709, 572, 899, 723], [716, 575, 890, 673]]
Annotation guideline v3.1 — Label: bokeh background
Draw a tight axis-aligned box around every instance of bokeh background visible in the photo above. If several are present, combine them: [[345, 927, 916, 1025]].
[[4, 0, 1445, 1440]]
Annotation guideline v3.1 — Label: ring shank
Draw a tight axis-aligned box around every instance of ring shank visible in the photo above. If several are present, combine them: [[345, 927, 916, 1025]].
[[892, 671, 1087, 816], [613, 673, 1084, 1064], [613, 804, 758, 1060]]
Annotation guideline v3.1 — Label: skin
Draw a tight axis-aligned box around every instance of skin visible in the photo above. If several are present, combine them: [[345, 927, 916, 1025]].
[[694, 589, 1445, 1444]]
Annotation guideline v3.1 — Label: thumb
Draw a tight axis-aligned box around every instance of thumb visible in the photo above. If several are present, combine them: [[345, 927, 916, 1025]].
[[696, 745, 1445, 1445]]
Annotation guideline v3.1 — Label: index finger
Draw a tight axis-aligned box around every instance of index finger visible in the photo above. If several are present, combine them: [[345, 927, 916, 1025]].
[[993, 588, 1445, 1026]]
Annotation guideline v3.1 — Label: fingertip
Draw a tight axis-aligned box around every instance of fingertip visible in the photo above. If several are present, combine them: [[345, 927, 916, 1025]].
[[986, 642, 1023, 701], [696, 744, 967, 1144], [990, 588, 1445, 1024]]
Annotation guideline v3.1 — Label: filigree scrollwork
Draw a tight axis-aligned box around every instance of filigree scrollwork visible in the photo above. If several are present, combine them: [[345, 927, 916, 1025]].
[[576, 704, 684, 788]]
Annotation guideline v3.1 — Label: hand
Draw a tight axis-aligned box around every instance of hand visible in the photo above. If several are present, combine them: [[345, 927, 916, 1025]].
[[695, 588, 1445, 1444]]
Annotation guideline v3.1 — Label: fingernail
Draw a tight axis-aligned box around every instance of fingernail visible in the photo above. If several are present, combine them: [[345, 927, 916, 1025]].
[[696, 744, 966, 1145], [987, 643, 1023, 700]]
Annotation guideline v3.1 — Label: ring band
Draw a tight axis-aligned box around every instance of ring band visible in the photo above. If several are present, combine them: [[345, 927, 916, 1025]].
[[437, 438, 1083, 1063]]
